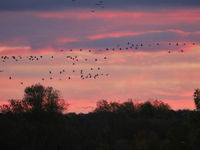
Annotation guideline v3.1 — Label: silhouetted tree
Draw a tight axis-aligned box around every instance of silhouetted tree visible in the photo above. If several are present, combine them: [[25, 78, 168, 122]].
[[94, 100, 111, 112], [136, 100, 170, 116], [1, 88, 200, 150], [0, 84, 67, 114], [118, 100, 135, 113], [137, 101, 156, 116], [194, 88, 200, 111], [94, 100, 136, 113]]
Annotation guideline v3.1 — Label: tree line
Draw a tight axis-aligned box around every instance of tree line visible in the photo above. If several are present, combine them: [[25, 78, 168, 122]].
[[1, 84, 200, 150]]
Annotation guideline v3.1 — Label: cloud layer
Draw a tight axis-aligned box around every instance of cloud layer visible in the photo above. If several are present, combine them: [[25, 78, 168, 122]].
[[1, 0, 200, 11], [0, 0, 200, 112]]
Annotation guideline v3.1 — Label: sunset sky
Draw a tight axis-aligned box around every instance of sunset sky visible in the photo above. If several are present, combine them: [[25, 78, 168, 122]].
[[0, 0, 200, 113]]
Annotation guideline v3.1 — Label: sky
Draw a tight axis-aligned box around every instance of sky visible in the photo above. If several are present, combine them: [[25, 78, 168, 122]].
[[0, 0, 200, 113]]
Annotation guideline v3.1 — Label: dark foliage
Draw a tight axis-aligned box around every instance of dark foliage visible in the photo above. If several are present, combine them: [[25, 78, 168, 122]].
[[194, 88, 200, 111], [0, 84, 67, 115], [0, 85, 200, 150]]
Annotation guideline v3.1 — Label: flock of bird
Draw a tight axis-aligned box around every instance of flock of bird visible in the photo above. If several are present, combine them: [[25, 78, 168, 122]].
[[60, 41, 194, 53], [1, 0, 198, 85], [0, 48, 110, 85], [0, 41, 199, 85]]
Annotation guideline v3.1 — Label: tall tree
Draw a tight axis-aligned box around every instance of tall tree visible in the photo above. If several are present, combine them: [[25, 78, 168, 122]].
[[0, 84, 67, 114], [194, 88, 200, 111]]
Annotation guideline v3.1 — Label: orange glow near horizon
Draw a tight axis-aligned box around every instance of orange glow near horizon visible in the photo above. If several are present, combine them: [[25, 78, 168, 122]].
[[1, 6, 200, 113], [1, 46, 200, 113]]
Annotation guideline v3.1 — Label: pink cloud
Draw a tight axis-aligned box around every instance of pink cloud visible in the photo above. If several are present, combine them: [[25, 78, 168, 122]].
[[0, 46, 58, 56], [33, 10, 143, 19], [194, 31, 200, 35], [0, 37, 28, 46], [56, 38, 78, 43], [0, 40, 200, 113], [32, 9, 200, 26], [88, 30, 163, 40], [0, 46, 31, 55], [87, 28, 200, 40], [167, 29, 191, 36]]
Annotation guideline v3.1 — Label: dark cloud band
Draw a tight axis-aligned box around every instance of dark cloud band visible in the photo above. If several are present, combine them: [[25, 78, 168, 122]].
[[0, 0, 200, 11]]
